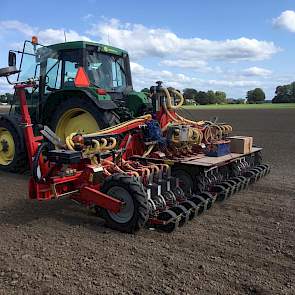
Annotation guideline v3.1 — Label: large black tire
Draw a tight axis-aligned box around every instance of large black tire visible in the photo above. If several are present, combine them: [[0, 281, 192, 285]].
[[49, 96, 119, 140], [100, 174, 149, 233], [0, 115, 27, 173]]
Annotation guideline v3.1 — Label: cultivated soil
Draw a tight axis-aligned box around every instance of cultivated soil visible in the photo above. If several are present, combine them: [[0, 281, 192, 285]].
[[0, 109, 294, 295]]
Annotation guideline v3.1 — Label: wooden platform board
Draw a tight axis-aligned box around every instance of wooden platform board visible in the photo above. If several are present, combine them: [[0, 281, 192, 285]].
[[132, 147, 262, 168], [179, 147, 262, 167]]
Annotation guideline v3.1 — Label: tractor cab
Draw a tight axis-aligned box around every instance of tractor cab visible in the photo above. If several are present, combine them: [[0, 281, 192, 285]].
[[8, 38, 136, 122], [39, 41, 133, 93]]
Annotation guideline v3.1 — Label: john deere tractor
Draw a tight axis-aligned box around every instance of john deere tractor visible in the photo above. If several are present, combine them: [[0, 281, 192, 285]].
[[0, 38, 150, 172]]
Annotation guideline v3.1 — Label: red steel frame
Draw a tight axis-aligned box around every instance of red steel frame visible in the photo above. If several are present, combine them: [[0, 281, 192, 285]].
[[15, 84, 123, 213]]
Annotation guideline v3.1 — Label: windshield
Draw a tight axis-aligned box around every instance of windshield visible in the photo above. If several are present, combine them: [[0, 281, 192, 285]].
[[86, 50, 127, 91], [18, 41, 43, 83]]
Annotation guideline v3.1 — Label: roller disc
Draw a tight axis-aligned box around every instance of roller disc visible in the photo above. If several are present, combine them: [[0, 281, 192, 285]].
[[251, 167, 262, 181], [155, 210, 179, 233], [169, 205, 190, 227], [211, 185, 228, 202], [231, 177, 243, 192], [199, 192, 215, 209], [189, 195, 207, 214], [253, 166, 264, 179], [236, 176, 248, 190], [255, 165, 265, 177], [251, 168, 260, 181], [231, 177, 242, 193], [259, 164, 270, 176], [227, 180, 239, 194], [265, 164, 271, 174], [220, 181, 235, 197], [180, 200, 198, 220], [244, 170, 257, 184]]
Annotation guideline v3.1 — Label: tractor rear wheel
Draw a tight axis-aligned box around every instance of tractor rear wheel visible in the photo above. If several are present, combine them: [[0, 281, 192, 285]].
[[49, 97, 119, 142], [0, 116, 27, 173], [100, 174, 149, 233]]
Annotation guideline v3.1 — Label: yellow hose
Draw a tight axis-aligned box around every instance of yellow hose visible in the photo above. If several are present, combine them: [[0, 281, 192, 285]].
[[203, 124, 223, 143], [83, 114, 152, 138], [161, 87, 204, 126], [161, 88, 184, 110]]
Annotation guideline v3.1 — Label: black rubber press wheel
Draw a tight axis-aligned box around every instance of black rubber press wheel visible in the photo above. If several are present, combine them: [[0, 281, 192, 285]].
[[100, 174, 149, 233]]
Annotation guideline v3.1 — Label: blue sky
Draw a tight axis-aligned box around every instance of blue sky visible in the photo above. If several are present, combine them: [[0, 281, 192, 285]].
[[1, 0, 295, 99]]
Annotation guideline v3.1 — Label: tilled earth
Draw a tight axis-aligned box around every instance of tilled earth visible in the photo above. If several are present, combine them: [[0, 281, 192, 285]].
[[0, 109, 294, 295]]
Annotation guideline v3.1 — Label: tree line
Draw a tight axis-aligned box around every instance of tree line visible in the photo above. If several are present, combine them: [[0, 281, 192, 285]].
[[141, 87, 228, 105], [142, 83, 295, 105], [272, 82, 295, 103], [182, 89, 227, 105]]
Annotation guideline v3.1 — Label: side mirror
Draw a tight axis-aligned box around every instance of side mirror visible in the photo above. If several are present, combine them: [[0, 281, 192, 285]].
[[8, 51, 16, 67]]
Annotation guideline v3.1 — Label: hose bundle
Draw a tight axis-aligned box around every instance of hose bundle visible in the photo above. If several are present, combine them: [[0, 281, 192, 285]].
[[159, 86, 232, 143]]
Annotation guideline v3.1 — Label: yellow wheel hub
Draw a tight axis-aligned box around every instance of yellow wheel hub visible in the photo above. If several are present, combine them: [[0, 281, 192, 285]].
[[56, 108, 100, 142], [0, 127, 15, 166]]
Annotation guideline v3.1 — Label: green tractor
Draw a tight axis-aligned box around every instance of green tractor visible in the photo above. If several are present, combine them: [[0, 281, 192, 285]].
[[0, 38, 151, 172]]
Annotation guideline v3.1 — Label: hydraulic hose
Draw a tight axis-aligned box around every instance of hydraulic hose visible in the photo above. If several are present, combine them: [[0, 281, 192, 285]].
[[32, 142, 49, 183], [83, 114, 152, 137], [161, 88, 184, 110], [65, 133, 117, 160], [161, 87, 204, 126]]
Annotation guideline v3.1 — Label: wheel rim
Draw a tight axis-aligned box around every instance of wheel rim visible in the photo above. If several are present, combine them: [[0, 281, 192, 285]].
[[0, 127, 15, 166], [55, 108, 100, 142], [107, 186, 135, 224]]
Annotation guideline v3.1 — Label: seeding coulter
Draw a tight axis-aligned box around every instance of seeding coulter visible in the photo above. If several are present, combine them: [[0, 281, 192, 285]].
[[0, 39, 270, 233]]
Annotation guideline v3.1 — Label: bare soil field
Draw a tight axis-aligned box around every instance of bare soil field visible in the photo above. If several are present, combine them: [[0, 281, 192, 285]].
[[0, 109, 294, 295]]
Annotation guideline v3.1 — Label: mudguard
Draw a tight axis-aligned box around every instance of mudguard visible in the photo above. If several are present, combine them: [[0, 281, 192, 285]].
[[46, 88, 118, 112]]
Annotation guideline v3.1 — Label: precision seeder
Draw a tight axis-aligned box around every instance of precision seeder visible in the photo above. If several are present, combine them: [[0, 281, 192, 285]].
[[0, 62, 270, 233]]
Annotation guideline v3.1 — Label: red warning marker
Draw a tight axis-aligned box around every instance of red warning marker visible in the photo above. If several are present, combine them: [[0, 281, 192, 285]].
[[74, 67, 90, 87]]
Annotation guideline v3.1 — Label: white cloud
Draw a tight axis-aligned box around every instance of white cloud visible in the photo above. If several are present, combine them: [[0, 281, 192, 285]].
[[130, 62, 260, 91], [0, 20, 91, 45], [273, 10, 295, 33], [206, 79, 260, 88], [243, 66, 272, 77], [0, 20, 35, 36], [0, 18, 278, 97], [88, 18, 280, 62], [160, 59, 207, 69], [37, 29, 91, 45], [82, 14, 94, 21], [130, 62, 196, 89]]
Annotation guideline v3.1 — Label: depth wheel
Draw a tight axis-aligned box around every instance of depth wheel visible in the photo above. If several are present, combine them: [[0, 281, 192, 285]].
[[100, 174, 149, 233], [181, 200, 198, 220], [169, 205, 189, 227], [155, 210, 179, 233]]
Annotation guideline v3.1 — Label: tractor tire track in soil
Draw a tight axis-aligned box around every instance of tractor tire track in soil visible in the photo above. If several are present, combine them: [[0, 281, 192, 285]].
[[0, 109, 294, 294]]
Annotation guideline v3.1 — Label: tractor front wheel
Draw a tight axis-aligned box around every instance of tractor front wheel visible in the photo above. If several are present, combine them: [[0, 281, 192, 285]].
[[100, 174, 149, 233]]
